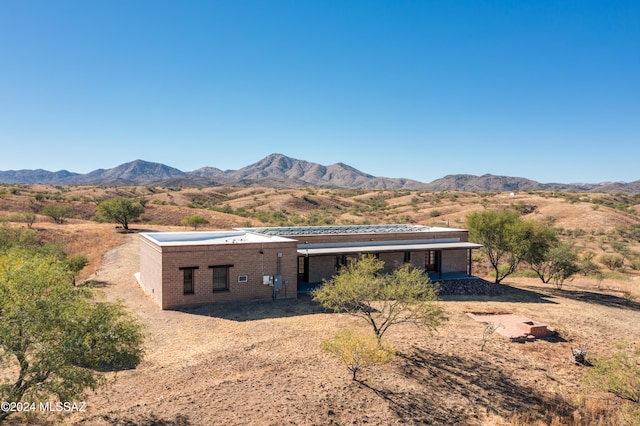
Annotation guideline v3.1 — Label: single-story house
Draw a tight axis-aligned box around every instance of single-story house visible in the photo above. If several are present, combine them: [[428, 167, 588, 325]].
[[138, 224, 482, 309]]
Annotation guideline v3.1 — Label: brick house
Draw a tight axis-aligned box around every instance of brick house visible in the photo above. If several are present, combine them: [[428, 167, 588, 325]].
[[138, 224, 482, 309]]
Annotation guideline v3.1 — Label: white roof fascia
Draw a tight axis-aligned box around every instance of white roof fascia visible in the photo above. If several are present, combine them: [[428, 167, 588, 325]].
[[140, 231, 296, 247], [297, 242, 483, 256]]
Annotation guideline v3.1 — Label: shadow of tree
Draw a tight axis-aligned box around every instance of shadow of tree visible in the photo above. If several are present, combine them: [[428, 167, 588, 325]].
[[176, 294, 327, 321], [441, 284, 559, 304], [83, 279, 111, 288], [360, 345, 574, 424], [100, 413, 191, 426], [542, 287, 640, 311]]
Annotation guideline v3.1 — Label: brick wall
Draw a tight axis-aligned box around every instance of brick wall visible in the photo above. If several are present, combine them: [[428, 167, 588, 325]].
[[308, 256, 336, 282], [441, 249, 469, 274], [379, 252, 405, 273], [139, 235, 163, 307], [154, 240, 298, 309]]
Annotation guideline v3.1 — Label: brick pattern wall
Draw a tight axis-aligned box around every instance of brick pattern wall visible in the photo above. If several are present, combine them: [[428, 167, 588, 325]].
[[159, 241, 298, 309], [308, 256, 337, 283], [379, 252, 405, 273], [441, 249, 469, 274]]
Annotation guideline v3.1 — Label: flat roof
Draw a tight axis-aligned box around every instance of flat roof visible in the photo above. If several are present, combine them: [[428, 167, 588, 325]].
[[239, 224, 463, 237], [140, 231, 295, 247], [298, 241, 482, 256]]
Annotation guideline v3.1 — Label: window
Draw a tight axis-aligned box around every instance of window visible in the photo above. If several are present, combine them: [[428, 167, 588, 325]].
[[210, 265, 232, 292], [180, 267, 198, 295], [298, 256, 309, 282]]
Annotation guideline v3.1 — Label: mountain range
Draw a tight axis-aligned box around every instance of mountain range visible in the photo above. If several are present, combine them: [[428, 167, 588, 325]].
[[1, 153, 638, 192]]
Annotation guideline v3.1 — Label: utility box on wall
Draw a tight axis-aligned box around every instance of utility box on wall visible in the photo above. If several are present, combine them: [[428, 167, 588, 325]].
[[262, 274, 283, 290], [273, 274, 282, 291]]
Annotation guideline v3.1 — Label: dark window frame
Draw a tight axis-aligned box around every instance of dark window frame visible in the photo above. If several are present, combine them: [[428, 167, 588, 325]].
[[180, 266, 199, 295], [209, 264, 233, 292]]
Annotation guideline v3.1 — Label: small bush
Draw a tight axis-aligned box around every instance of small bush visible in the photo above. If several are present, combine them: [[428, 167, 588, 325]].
[[322, 330, 395, 381], [581, 342, 640, 424]]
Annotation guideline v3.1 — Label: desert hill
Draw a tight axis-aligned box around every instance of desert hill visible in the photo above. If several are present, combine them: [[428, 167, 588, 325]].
[[1, 184, 640, 425]]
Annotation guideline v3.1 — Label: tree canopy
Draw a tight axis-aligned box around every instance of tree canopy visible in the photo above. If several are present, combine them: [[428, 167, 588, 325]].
[[0, 244, 144, 423], [181, 214, 209, 230], [97, 197, 144, 230], [312, 255, 446, 342], [467, 209, 556, 284], [527, 242, 580, 287], [41, 205, 73, 224]]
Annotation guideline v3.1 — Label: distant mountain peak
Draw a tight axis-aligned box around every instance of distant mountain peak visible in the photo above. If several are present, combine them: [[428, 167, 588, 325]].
[[0, 153, 638, 192]]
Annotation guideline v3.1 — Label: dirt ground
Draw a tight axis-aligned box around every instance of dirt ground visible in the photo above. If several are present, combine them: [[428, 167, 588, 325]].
[[8, 234, 624, 425]]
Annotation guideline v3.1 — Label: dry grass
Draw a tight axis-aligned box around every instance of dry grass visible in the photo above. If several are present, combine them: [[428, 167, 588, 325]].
[[1, 185, 639, 425]]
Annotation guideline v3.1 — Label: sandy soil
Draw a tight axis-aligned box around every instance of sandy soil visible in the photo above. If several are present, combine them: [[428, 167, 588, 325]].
[[13, 234, 626, 425]]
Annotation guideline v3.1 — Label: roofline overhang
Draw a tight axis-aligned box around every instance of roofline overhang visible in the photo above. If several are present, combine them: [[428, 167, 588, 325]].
[[297, 242, 483, 256]]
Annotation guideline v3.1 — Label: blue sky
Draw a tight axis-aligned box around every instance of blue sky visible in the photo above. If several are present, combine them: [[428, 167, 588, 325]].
[[1, 1, 638, 184]]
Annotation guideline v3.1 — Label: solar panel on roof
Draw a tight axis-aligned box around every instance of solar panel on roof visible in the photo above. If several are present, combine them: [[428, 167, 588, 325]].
[[241, 224, 434, 237]]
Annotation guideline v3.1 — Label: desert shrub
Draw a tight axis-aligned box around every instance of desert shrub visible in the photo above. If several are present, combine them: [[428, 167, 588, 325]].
[[600, 254, 624, 271], [581, 342, 640, 424], [322, 330, 395, 381], [10, 212, 37, 228], [480, 322, 500, 352], [580, 260, 600, 276], [512, 201, 537, 215], [41, 204, 74, 224], [181, 214, 210, 230]]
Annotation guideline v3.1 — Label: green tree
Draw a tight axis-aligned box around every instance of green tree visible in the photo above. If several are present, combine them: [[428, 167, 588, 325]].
[[312, 255, 446, 343], [181, 214, 209, 230], [41, 205, 73, 224], [0, 250, 144, 423], [528, 242, 580, 288], [322, 330, 395, 381], [97, 197, 144, 230], [467, 210, 551, 284]]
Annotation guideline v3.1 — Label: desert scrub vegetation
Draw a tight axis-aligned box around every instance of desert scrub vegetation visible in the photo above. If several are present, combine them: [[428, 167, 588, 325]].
[[322, 330, 395, 381], [591, 193, 640, 214], [581, 342, 640, 425], [181, 214, 209, 230], [313, 255, 446, 343], [0, 226, 144, 424], [41, 204, 74, 224]]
